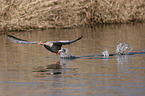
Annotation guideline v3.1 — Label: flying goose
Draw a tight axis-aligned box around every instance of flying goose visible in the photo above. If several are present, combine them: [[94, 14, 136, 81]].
[[8, 35, 83, 55]]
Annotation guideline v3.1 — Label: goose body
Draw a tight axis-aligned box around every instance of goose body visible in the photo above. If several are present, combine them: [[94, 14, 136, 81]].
[[8, 35, 83, 54]]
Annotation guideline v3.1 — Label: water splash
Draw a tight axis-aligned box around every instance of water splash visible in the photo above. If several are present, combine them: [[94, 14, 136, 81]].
[[60, 48, 69, 56], [59, 48, 75, 59], [102, 50, 110, 57], [116, 42, 133, 55]]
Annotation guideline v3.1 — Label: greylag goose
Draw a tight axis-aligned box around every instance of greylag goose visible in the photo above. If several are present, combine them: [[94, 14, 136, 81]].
[[8, 35, 83, 55]]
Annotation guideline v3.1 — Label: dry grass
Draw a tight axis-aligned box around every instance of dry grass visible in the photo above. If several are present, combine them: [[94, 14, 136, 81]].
[[0, 0, 144, 31]]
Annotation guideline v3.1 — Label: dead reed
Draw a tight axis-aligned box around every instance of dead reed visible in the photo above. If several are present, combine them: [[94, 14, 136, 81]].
[[0, 0, 144, 31]]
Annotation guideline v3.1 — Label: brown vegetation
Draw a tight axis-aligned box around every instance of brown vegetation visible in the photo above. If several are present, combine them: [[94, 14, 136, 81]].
[[0, 0, 144, 31]]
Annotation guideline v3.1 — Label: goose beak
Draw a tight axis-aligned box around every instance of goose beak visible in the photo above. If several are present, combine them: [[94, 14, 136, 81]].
[[38, 41, 43, 45], [37, 41, 41, 45]]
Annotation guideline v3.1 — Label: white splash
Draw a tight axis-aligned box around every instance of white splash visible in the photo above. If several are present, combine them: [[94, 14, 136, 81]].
[[59, 48, 75, 59], [60, 48, 69, 57], [102, 50, 110, 57], [116, 42, 133, 55]]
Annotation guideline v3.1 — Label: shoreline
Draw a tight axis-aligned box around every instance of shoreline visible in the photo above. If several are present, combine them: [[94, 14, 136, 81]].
[[0, 0, 144, 32]]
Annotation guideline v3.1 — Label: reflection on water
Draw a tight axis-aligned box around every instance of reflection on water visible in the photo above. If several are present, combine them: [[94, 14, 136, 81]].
[[33, 59, 73, 76], [0, 24, 145, 96], [116, 55, 131, 65], [34, 61, 63, 75]]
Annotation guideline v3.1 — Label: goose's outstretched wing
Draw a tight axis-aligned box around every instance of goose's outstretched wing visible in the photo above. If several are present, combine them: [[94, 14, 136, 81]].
[[43, 36, 83, 53], [8, 35, 39, 44], [53, 36, 83, 45]]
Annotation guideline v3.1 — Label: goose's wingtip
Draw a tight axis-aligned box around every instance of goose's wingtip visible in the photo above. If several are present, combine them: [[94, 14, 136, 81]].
[[7, 34, 13, 39], [7, 34, 15, 38], [78, 36, 83, 40], [7, 34, 12, 37]]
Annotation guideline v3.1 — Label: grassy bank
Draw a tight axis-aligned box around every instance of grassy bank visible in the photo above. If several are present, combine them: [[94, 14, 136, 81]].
[[0, 0, 144, 31]]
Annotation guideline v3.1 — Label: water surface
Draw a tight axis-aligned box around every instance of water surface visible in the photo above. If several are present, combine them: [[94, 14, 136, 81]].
[[0, 24, 145, 96]]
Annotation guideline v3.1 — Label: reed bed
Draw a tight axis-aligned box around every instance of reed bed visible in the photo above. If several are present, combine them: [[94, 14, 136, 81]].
[[0, 0, 144, 31]]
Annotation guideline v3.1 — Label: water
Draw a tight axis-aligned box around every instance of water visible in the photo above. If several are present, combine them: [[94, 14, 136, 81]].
[[0, 24, 145, 96]]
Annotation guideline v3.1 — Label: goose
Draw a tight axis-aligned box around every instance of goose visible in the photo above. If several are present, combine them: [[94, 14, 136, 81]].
[[8, 35, 83, 55]]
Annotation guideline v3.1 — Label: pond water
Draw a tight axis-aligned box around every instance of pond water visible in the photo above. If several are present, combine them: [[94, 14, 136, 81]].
[[0, 24, 145, 96]]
